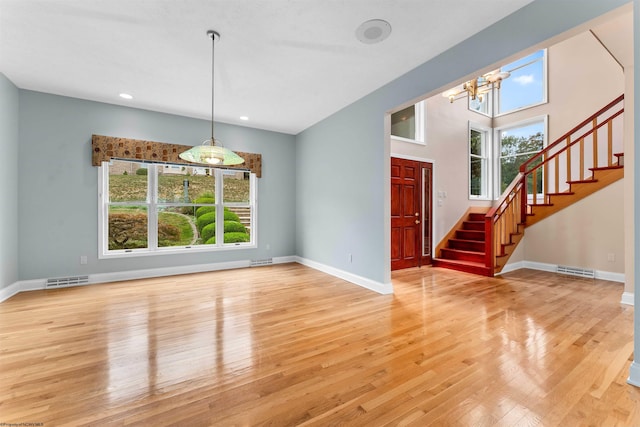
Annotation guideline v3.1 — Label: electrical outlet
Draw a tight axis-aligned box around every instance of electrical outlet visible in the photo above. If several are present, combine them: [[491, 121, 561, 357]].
[[80, 255, 87, 265], [607, 253, 615, 262], [348, 253, 353, 263]]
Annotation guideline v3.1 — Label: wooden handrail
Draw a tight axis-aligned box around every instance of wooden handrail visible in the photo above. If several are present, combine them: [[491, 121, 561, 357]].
[[486, 172, 524, 220], [522, 108, 624, 173], [484, 94, 624, 276], [520, 94, 624, 173]]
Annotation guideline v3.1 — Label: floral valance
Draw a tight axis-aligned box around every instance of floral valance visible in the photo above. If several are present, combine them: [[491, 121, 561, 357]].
[[91, 134, 262, 178]]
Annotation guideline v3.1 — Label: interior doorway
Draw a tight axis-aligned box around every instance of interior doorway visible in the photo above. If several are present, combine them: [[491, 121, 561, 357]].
[[391, 157, 433, 270]]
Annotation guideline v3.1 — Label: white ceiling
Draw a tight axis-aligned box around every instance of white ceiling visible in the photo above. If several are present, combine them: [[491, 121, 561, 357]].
[[0, 0, 537, 134]]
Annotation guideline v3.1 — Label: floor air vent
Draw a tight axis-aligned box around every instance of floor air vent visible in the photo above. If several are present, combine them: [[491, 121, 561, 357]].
[[557, 265, 595, 279], [251, 258, 273, 267], [46, 276, 89, 288]]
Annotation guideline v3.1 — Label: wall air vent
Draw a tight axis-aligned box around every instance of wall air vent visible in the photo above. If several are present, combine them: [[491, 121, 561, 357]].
[[556, 265, 595, 279], [46, 276, 89, 288], [250, 258, 273, 267]]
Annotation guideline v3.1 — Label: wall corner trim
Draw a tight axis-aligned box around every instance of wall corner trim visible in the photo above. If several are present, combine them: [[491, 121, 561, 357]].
[[294, 256, 393, 295], [628, 361, 640, 388], [621, 292, 634, 306]]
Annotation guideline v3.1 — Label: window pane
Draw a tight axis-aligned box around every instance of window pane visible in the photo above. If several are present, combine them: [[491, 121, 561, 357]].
[[498, 50, 544, 114], [500, 122, 544, 192], [469, 92, 490, 115], [157, 207, 198, 247], [391, 105, 416, 139], [470, 129, 483, 156], [470, 157, 485, 196], [222, 206, 252, 245], [108, 206, 148, 250], [158, 166, 216, 203], [108, 160, 148, 202], [223, 171, 250, 203]]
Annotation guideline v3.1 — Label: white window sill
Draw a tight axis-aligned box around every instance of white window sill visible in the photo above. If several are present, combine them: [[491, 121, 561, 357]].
[[99, 243, 257, 259], [391, 136, 425, 146]]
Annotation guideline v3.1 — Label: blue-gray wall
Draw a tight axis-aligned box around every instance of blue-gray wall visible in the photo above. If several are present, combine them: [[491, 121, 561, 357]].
[[0, 74, 19, 290], [17, 91, 296, 280], [295, 0, 629, 286], [3, 0, 631, 287]]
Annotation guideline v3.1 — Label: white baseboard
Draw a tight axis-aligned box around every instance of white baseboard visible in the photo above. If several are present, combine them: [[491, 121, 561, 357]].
[[0, 256, 299, 303], [498, 260, 625, 283], [496, 261, 524, 275], [497, 260, 631, 305], [621, 292, 634, 306], [294, 256, 393, 295], [89, 260, 252, 285]]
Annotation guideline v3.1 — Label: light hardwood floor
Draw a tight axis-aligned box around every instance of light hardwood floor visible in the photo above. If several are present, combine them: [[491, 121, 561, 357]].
[[1, 264, 639, 426]]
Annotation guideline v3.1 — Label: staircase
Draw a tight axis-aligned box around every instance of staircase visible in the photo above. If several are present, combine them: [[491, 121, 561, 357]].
[[433, 210, 493, 276], [433, 94, 625, 277]]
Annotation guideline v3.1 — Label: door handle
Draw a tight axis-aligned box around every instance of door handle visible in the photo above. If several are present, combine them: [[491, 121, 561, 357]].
[[415, 219, 420, 224]]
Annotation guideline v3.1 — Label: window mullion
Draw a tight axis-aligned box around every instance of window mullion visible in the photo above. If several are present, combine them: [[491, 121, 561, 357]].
[[148, 164, 158, 250], [215, 168, 223, 247]]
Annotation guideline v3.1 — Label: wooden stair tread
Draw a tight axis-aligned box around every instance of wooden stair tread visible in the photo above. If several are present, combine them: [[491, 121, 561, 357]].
[[441, 248, 484, 256], [449, 238, 484, 244], [567, 179, 597, 184], [432, 257, 492, 276], [590, 165, 623, 171], [433, 257, 484, 267], [547, 192, 575, 196], [530, 203, 553, 207]]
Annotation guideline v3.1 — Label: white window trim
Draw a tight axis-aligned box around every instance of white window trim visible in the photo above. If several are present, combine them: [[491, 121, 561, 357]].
[[98, 161, 257, 259], [468, 91, 492, 117], [494, 49, 548, 118], [390, 100, 426, 145], [468, 122, 493, 201], [493, 115, 548, 199]]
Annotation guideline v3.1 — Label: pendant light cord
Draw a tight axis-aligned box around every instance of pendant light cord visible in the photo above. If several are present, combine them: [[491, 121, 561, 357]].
[[210, 32, 215, 143]]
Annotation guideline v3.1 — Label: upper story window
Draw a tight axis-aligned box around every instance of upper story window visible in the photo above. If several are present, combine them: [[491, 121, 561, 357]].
[[495, 118, 546, 194], [99, 159, 256, 258], [469, 123, 492, 200], [391, 100, 425, 144], [495, 50, 547, 115]]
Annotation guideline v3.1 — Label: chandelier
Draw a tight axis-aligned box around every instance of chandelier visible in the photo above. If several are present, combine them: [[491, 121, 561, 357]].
[[442, 70, 510, 103]]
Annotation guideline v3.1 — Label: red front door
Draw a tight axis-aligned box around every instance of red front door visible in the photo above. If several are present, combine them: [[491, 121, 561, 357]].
[[391, 157, 432, 270]]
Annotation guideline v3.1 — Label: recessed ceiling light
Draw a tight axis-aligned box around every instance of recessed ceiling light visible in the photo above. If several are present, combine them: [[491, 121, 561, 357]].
[[119, 93, 133, 100], [355, 19, 392, 44], [240, 116, 249, 121]]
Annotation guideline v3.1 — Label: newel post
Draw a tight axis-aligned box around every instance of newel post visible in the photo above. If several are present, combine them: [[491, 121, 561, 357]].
[[519, 169, 528, 225], [484, 212, 494, 275]]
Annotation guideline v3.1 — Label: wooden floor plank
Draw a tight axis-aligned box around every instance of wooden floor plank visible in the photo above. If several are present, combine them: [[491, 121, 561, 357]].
[[0, 264, 638, 426]]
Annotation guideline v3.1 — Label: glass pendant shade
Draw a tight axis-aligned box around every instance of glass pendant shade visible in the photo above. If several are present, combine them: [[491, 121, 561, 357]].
[[179, 30, 244, 167], [179, 138, 244, 165]]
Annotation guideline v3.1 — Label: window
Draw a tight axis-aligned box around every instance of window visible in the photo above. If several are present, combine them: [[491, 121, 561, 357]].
[[496, 50, 547, 115], [469, 91, 491, 116], [469, 124, 491, 199], [391, 101, 425, 143], [496, 119, 546, 194], [99, 159, 256, 258]]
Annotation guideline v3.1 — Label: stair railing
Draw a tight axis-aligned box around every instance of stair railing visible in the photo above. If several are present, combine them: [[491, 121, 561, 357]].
[[519, 94, 624, 217], [485, 173, 524, 270], [484, 94, 624, 275]]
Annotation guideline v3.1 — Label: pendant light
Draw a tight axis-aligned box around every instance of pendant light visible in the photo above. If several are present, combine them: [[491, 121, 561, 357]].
[[179, 30, 244, 166]]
